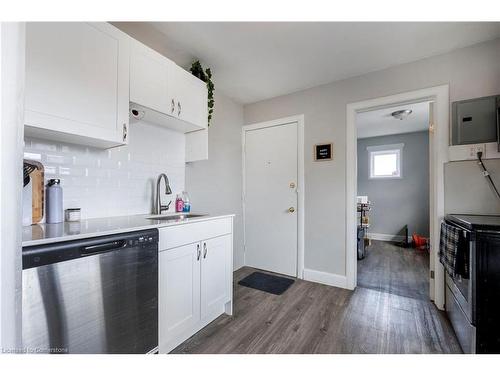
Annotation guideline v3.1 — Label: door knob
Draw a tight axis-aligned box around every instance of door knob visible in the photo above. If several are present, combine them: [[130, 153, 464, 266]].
[[288, 207, 295, 213]]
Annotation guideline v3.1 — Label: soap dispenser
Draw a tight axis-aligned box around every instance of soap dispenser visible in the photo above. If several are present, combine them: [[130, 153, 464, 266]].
[[175, 194, 184, 213], [182, 191, 191, 213]]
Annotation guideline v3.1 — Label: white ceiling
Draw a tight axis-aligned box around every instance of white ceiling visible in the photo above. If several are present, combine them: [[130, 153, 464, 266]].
[[146, 22, 500, 104], [356, 101, 430, 139]]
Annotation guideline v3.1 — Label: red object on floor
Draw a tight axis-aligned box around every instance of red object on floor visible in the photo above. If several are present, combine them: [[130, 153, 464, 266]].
[[412, 234, 428, 251]]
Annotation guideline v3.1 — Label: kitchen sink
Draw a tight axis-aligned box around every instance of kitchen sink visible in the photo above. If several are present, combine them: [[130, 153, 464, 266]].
[[145, 213, 206, 220]]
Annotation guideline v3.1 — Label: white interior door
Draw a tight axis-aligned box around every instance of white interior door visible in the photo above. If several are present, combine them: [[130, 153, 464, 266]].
[[244, 122, 298, 276]]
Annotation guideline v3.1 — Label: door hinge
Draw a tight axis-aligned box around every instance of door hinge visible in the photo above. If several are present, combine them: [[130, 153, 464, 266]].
[[430, 270, 435, 279]]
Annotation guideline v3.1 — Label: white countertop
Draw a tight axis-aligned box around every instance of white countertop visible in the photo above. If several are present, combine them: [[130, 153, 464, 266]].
[[22, 213, 235, 247]]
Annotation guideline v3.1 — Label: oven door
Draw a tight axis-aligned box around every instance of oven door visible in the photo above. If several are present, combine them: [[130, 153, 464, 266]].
[[445, 227, 475, 325]]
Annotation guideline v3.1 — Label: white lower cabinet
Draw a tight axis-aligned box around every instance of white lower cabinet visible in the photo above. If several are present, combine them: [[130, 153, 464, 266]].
[[201, 236, 232, 319], [158, 218, 233, 353], [159, 243, 201, 351]]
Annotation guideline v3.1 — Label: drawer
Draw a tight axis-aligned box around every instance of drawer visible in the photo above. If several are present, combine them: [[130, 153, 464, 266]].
[[159, 217, 232, 251], [446, 285, 475, 353]]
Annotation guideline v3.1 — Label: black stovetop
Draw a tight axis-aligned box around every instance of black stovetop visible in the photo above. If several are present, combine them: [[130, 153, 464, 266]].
[[446, 214, 500, 231]]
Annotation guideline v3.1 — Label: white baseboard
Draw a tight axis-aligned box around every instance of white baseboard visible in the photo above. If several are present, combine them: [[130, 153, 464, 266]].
[[366, 232, 412, 242], [303, 268, 347, 289]]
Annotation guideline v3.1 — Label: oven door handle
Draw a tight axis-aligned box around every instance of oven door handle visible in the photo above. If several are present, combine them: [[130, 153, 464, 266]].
[[445, 219, 472, 235]]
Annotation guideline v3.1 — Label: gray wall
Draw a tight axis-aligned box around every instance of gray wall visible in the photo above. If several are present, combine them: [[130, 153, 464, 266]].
[[244, 38, 500, 277], [185, 93, 245, 270], [445, 160, 500, 215], [357, 132, 429, 237], [116, 21, 500, 278]]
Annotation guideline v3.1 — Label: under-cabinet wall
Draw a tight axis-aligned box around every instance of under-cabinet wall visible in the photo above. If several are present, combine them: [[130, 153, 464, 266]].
[[185, 93, 245, 271], [24, 121, 185, 220], [111, 23, 246, 271]]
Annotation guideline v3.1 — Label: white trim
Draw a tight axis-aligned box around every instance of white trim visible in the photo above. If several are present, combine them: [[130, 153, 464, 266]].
[[0, 22, 25, 351], [242, 115, 305, 279], [449, 142, 500, 161], [303, 269, 347, 289], [366, 233, 412, 243], [346, 85, 449, 310], [368, 145, 404, 179], [366, 143, 405, 152]]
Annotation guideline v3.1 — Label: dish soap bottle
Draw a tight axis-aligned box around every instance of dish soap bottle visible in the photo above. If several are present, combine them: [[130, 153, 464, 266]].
[[182, 191, 191, 213], [46, 179, 63, 223], [175, 194, 184, 213]]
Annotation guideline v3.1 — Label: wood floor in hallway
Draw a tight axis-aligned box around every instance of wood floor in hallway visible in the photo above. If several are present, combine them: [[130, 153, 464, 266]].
[[172, 241, 461, 354]]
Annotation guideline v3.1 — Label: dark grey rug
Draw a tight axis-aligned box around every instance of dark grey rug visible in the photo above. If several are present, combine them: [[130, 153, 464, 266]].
[[238, 271, 294, 295]]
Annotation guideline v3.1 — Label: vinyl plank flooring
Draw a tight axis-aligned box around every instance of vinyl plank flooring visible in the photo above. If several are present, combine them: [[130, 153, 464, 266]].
[[357, 240, 429, 300], [172, 242, 461, 354]]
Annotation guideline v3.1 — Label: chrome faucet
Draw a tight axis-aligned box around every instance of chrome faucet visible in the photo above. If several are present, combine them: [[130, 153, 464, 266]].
[[154, 173, 172, 214]]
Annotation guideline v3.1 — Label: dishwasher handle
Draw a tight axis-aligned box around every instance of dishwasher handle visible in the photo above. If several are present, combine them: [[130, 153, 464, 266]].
[[81, 240, 127, 255]]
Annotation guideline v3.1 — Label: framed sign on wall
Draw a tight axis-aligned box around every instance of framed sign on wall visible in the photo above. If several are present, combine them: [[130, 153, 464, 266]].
[[314, 143, 333, 161]]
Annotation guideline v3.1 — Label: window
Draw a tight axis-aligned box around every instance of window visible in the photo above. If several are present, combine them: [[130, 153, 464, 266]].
[[367, 143, 404, 179]]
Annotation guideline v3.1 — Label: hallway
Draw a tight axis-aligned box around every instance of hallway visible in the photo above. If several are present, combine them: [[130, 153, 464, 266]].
[[358, 240, 430, 300]]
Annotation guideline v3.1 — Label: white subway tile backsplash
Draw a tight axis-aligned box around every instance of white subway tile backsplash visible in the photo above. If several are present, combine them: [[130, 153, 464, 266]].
[[46, 154, 66, 164], [23, 152, 42, 161], [44, 166, 57, 175], [24, 121, 186, 219]]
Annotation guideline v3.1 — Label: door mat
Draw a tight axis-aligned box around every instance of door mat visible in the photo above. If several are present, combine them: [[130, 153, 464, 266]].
[[238, 271, 295, 295]]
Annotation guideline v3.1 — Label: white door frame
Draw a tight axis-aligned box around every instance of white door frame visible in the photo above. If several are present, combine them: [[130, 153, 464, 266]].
[[346, 85, 449, 310], [242, 115, 305, 278], [0, 22, 25, 351]]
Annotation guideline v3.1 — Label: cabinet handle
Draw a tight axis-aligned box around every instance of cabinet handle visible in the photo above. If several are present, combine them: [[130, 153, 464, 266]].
[[177, 101, 182, 117], [203, 242, 207, 259], [197, 244, 201, 261], [122, 123, 127, 142], [171, 99, 175, 114]]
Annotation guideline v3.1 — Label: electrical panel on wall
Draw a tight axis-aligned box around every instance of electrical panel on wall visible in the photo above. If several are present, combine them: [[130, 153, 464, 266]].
[[449, 94, 500, 161]]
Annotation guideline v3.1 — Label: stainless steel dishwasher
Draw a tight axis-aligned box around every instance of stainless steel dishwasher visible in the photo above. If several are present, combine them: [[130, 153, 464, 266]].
[[22, 229, 158, 354]]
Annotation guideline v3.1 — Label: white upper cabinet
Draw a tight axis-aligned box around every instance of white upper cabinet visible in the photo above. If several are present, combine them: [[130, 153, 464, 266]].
[[129, 40, 208, 132], [25, 23, 130, 148], [130, 39, 171, 115], [186, 128, 209, 162], [169, 64, 208, 129]]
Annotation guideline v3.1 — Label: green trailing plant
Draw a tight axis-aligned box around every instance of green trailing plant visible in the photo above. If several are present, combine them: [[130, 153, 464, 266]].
[[190, 60, 215, 126]]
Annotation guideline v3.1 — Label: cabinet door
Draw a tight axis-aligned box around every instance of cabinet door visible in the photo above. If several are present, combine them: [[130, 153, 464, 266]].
[[185, 128, 208, 162], [169, 64, 208, 129], [25, 22, 130, 147], [200, 235, 231, 320], [159, 243, 201, 353], [130, 40, 172, 115]]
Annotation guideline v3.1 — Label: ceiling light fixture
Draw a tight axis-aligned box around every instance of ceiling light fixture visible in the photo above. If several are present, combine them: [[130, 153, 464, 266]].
[[391, 109, 412, 120]]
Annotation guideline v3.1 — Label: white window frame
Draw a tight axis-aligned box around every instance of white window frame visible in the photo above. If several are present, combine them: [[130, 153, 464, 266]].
[[367, 143, 404, 179]]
